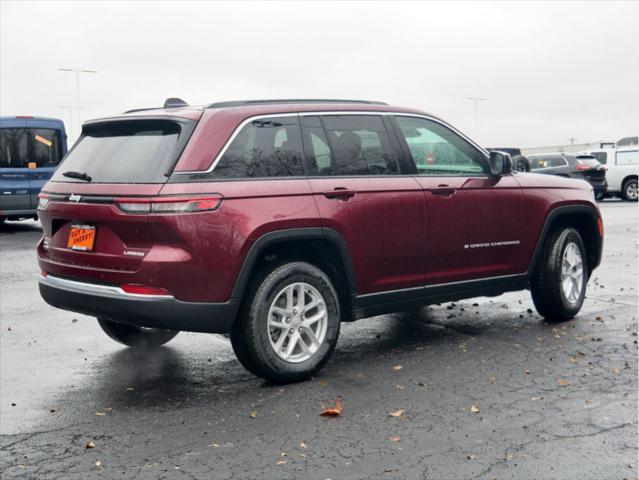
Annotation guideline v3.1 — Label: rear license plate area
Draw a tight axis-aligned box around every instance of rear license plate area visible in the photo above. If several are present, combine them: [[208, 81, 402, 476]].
[[67, 224, 96, 251]]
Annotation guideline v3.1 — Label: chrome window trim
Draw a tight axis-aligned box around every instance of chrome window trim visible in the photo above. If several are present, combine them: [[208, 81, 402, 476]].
[[173, 111, 488, 175], [40, 274, 174, 299]]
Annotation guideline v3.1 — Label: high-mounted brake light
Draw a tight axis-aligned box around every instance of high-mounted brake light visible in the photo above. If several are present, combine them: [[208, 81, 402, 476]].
[[120, 284, 171, 296], [114, 195, 223, 214]]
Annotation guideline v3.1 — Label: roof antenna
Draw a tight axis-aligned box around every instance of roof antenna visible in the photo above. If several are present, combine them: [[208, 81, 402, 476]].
[[163, 98, 188, 108]]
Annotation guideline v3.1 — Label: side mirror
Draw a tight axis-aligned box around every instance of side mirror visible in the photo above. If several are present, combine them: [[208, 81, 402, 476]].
[[488, 151, 513, 176]]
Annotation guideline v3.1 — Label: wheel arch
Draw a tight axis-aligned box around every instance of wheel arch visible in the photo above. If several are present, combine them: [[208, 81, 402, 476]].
[[528, 204, 603, 276], [231, 227, 357, 321]]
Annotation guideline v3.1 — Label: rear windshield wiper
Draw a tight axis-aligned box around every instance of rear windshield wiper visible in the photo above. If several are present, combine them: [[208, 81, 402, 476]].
[[62, 170, 92, 182]]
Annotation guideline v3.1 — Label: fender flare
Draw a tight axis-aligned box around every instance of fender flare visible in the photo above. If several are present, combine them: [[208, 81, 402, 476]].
[[230, 227, 357, 299], [526, 204, 603, 276]]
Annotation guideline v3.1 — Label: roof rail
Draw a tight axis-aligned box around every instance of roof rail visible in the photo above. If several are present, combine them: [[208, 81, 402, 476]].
[[207, 99, 387, 108], [123, 98, 189, 114]]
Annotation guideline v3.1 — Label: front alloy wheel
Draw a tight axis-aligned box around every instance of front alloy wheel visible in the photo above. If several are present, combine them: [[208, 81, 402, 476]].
[[531, 227, 588, 322]]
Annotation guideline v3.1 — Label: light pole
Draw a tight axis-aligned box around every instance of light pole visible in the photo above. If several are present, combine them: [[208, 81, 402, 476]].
[[57, 68, 97, 140], [466, 97, 487, 133]]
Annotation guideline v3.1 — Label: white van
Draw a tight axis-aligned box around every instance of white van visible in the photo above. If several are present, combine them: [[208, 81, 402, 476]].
[[580, 146, 638, 201]]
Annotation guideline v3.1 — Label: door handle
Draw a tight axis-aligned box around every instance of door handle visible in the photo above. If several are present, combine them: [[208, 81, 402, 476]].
[[322, 188, 356, 200], [430, 185, 456, 196]]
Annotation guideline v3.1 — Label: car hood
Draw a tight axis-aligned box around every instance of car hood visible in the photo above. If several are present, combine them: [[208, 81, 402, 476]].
[[514, 172, 593, 190]]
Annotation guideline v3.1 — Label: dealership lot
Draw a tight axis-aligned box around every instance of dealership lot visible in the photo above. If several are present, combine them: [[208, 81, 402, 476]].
[[0, 201, 637, 479]]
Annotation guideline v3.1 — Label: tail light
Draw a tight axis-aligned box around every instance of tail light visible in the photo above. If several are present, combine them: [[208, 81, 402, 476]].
[[597, 217, 604, 237], [575, 160, 593, 171], [115, 195, 222, 214]]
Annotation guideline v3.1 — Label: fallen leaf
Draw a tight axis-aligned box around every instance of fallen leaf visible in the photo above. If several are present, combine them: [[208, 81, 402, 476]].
[[95, 460, 102, 467], [126, 387, 135, 391], [467, 454, 476, 460], [557, 379, 571, 386], [395, 384, 405, 390], [470, 405, 480, 414], [319, 379, 329, 386], [389, 409, 405, 418], [416, 381, 427, 387], [393, 365, 402, 371], [96, 412, 106, 416], [489, 377, 497, 383], [298, 453, 306, 458], [613, 368, 621, 374], [276, 459, 287, 465], [300, 441, 307, 449], [49, 407, 58, 413], [249, 410, 258, 418], [524, 369, 531, 374], [531, 396, 542, 401], [85, 441, 96, 449], [320, 396, 343, 417], [388, 435, 401, 442], [210, 443, 220, 447]]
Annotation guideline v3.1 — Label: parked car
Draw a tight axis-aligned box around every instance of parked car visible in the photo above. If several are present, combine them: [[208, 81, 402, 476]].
[[37, 99, 603, 383], [487, 147, 530, 172], [527, 153, 607, 200], [0, 116, 68, 223], [579, 147, 638, 201]]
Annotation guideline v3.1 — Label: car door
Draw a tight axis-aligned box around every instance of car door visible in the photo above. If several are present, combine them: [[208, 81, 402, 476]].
[[391, 115, 528, 285], [301, 114, 427, 295], [0, 124, 31, 215]]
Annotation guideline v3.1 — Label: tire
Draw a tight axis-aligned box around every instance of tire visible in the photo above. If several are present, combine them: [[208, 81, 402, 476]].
[[231, 261, 341, 383], [531, 228, 588, 322], [622, 178, 638, 202], [97, 317, 179, 347]]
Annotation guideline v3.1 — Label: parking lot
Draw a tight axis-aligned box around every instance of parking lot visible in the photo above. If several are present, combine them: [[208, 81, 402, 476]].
[[0, 201, 637, 479]]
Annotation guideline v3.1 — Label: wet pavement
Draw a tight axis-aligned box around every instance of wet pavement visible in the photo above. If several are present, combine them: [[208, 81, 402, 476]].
[[0, 202, 637, 479]]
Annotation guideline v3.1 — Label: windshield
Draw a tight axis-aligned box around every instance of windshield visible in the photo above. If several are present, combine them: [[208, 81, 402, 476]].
[[0, 128, 63, 168], [51, 120, 190, 183]]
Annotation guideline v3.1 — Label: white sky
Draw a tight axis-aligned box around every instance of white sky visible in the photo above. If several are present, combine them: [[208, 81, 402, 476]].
[[1, 1, 638, 146]]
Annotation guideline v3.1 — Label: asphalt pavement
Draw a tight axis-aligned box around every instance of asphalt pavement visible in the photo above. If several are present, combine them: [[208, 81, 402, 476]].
[[0, 201, 637, 480]]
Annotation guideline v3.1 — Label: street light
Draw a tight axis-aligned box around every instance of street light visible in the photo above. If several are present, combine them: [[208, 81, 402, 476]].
[[465, 97, 487, 133], [57, 68, 97, 139]]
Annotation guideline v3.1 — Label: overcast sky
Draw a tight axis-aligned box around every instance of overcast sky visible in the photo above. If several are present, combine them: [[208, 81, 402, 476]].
[[1, 1, 638, 146]]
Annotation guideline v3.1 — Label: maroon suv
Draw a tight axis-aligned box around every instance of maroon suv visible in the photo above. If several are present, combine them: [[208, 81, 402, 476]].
[[37, 99, 603, 382]]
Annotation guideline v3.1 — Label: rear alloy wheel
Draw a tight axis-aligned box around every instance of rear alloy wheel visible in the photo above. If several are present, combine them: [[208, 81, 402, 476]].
[[622, 178, 638, 202], [231, 262, 340, 383], [97, 317, 178, 347], [531, 228, 588, 322]]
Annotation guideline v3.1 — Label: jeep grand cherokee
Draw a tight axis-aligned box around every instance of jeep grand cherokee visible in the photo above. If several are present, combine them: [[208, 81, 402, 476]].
[[37, 98, 603, 383]]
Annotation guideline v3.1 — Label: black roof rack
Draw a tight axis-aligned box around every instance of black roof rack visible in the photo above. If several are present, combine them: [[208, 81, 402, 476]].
[[207, 99, 387, 108], [123, 98, 190, 114]]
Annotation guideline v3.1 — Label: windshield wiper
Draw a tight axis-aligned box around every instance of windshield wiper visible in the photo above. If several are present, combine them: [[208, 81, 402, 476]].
[[62, 170, 92, 182]]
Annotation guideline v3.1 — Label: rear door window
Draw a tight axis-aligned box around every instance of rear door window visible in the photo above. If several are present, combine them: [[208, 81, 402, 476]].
[[51, 120, 190, 183], [303, 115, 399, 176], [212, 116, 304, 178], [0, 128, 63, 168]]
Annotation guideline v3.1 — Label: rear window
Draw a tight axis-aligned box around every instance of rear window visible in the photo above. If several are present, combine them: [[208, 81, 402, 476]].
[[51, 120, 189, 183], [530, 156, 568, 169], [576, 156, 601, 168], [0, 128, 63, 168]]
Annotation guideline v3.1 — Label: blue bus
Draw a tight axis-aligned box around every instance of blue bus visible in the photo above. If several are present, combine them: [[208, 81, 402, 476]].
[[0, 116, 68, 223]]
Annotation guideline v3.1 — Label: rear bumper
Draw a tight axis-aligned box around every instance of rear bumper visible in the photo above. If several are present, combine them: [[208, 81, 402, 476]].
[[39, 274, 239, 333]]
